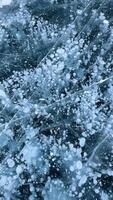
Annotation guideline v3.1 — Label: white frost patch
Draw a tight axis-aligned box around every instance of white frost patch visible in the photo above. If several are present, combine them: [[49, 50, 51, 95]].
[[21, 143, 49, 174], [0, 0, 12, 7], [26, 127, 37, 140], [0, 89, 6, 98], [101, 191, 108, 200], [0, 175, 16, 192], [22, 145, 38, 166], [0, 88, 10, 106], [107, 169, 113, 176], [0, 176, 7, 187], [43, 179, 70, 200], [6, 129, 14, 138]]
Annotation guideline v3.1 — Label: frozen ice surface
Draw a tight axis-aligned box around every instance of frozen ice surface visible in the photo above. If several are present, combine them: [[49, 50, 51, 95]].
[[0, 0, 113, 199], [0, 0, 12, 7]]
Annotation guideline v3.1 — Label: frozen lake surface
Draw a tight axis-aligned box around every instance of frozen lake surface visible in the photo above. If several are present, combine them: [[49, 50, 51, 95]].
[[0, 0, 113, 199]]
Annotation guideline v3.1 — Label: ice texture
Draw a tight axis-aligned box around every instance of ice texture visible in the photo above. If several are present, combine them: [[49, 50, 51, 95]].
[[0, 0, 113, 199]]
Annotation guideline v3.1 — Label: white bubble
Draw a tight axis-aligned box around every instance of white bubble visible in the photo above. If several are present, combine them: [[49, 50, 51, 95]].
[[70, 166, 75, 172], [79, 137, 86, 147], [66, 73, 70, 80], [7, 158, 15, 168], [79, 175, 87, 186], [103, 19, 109, 25], [16, 165, 23, 175], [76, 161, 82, 170]]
